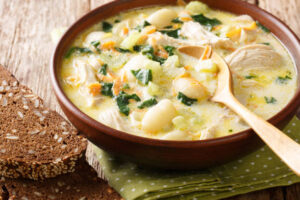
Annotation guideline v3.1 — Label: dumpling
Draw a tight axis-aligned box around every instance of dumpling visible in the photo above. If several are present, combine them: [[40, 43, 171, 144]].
[[225, 44, 282, 73], [147, 9, 177, 29], [141, 99, 177, 133], [173, 77, 208, 100]]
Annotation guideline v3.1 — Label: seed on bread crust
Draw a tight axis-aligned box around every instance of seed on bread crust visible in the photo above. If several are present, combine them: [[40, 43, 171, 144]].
[[1, 160, 122, 200], [0, 65, 87, 180]]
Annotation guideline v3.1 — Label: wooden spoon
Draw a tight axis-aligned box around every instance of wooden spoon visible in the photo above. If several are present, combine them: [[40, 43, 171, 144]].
[[179, 45, 300, 176]]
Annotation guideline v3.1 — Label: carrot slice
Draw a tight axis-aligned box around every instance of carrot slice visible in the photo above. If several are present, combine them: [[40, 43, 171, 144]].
[[179, 16, 192, 21], [226, 27, 242, 40], [112, 77, 122, 96], [88, 83, 101, 96], [122, 27, 129, 35], [101, 41, 116, 50], [200, 45, 212, 60], [157, 45, 168, 59]]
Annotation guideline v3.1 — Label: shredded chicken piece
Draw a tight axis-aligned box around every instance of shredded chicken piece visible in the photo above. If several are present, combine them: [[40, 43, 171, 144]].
[[225, 44, 282, 73], [181, 21, 234, 48], [98, 107, 132, 132]]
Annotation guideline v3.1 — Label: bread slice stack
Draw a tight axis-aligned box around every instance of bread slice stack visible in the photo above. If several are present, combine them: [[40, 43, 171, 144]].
[[0, 65, 121, 199]]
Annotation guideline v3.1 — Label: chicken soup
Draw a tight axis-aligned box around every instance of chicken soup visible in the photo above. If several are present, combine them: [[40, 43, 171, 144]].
[[60, 1, 297, 140]]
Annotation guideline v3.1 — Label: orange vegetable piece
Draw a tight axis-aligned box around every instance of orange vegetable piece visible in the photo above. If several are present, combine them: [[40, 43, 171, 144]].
[[122, 27, 129, 35], [88, 83, 101, 96], [101, 41, 116, 50], [112, 77, 122, 96], [200, 45, 212, 60]]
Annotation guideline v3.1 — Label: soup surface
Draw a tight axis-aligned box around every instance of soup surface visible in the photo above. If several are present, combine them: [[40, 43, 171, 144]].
[[60, 1, 297, 140]]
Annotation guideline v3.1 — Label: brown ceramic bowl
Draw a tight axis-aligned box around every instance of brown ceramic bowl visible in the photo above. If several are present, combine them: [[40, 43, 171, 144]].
[[50, 0, 300, 169]]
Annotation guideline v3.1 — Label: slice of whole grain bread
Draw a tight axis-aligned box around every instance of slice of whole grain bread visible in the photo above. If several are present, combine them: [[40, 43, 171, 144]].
[[1, 159, 122, 200], [0, 65, 87, 180]]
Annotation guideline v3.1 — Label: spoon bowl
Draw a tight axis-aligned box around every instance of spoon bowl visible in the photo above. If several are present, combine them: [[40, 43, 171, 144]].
[[178, 45, 300, 176]]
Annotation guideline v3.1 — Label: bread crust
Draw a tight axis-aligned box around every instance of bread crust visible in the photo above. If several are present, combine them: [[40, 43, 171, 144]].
[[0, 65, 87, 180]]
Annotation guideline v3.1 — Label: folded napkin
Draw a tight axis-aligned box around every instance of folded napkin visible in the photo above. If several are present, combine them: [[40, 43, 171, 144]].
[[90, 116, 300, 200]]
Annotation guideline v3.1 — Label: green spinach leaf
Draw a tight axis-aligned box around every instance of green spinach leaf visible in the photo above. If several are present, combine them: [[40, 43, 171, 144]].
[[91, 40, 101, 53], [131, 69, 152, 85], [245, 75, 257, 79], [159, 29, 180, 38], [276, 75, 292, 84], [135, 21, 151, 32], [101, 82, 114, 97], [138, 98, 158, 109], [264, 96, 277, 104], [191, 14, 221, 31], [171, 17, 183, 24], [99, 64, 108, 75], [102, 21, 112, 32], [64, 47, 92, 59], [140, 45, 166, 64], [177, 92, 197, 106], [256, 21, 270, 33], [164, 46, 176, 56], [116, 91, 141, 115], [115, 47, 131, 53], [133, 45, 143, 52]]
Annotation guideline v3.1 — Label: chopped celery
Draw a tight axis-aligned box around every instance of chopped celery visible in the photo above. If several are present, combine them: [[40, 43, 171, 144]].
[[147, 81, 161, 96], [185, 1, 209, 15], [120, 31, 142, 50]]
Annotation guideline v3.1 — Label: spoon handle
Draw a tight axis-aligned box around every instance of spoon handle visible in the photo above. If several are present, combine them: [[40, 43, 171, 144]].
[[221, 93, 300, 176]]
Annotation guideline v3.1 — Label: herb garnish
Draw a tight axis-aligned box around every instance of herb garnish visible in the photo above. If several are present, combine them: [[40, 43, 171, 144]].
[[159, 29, 180, 39], [245, 75, 257, 79], [276, 75, 292, 84], [116, 91, 141, 115], [99, 64, 108, 75], [191, 14, 221, 31], [115, 47, 131, 53], [64, 47, 92, 59], [102, 21, 113, 32], [228, 129, 233, 133], [262, 42, 270, 46], [164, 46, 176, 56], [114, 19, 120, 23], [138, 98, 158, 109], [131, 69, 153, 85], [264, 96, 277, 104], [171, 17, 183, 24], [101, 82, 114, 97], [91, 41, 101, 53], [177, 92, 197, 106], [256, 21, 270, 33]]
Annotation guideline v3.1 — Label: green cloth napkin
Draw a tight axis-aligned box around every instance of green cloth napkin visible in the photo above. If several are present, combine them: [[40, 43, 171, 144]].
[[91, 116, 300, 200]]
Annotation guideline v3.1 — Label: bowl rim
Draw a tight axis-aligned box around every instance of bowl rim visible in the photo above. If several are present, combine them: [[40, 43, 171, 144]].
[[50, 0, 300, 148]]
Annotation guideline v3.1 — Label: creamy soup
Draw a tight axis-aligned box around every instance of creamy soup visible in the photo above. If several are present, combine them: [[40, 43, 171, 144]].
[[60, 1, 297, 140]]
